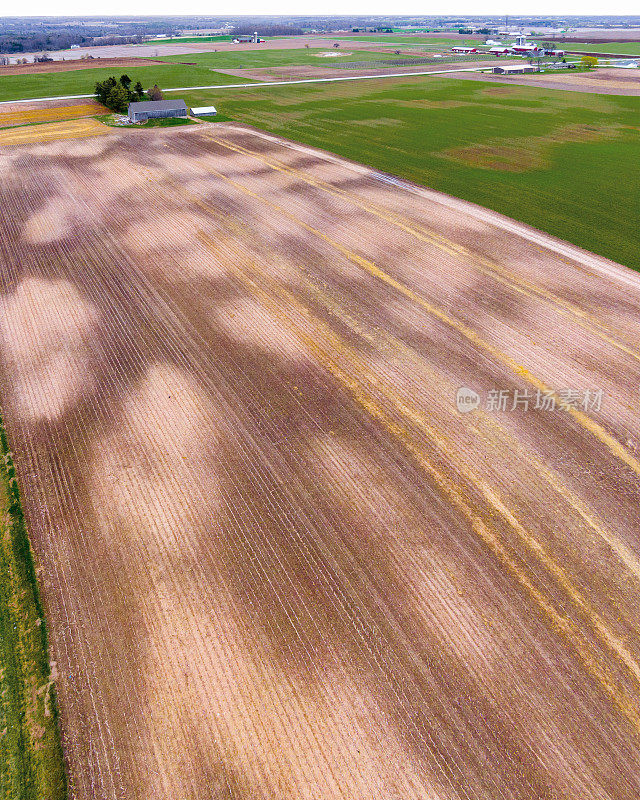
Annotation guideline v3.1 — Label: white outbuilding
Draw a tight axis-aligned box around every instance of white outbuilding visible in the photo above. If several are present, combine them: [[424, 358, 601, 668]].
[[191, 106, 218, 116]]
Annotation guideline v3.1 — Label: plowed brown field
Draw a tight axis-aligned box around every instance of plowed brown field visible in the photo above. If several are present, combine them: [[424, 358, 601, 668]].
[[0, 118, 110, 146], [0, 101, 106, 129], [0, 124, 639, 800]]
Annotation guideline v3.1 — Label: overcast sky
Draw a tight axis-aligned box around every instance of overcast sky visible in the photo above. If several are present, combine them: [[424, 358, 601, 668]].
[[9, 2, 639, 19]]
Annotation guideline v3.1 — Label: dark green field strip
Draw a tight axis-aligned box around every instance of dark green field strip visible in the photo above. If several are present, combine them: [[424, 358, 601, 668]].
[[140, 34, 234, 45], [561, 42, 640, 56], [0, 411, 66, 800], [0, 64, 248, 103], [334, 35, 481, 45], [182, 76, 640, 270]]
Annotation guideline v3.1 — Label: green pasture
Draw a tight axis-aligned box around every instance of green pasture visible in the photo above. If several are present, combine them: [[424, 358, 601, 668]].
[[0, 49, 432, 102], [562, 41, 640, 55], [335, 35, 482, 46], [159, 48, 427, 69], [0, 63, 247, 102], [140, 34, 234, 45]]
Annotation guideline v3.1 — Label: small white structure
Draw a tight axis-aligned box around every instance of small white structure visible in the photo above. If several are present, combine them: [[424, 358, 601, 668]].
[[191, 106, 218, 116], [609, 59, 639, 69]]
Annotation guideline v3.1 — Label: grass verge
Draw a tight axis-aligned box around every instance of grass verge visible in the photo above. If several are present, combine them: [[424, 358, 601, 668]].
[[0, 409, 67, 800]]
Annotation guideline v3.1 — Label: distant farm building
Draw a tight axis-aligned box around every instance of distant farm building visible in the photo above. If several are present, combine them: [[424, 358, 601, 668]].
[[234, 32, 262, 43], [492, 65, 536, 75], [191, 106, 218, 117], [128, 99, 188, 123], [610, 59, 639, 68]]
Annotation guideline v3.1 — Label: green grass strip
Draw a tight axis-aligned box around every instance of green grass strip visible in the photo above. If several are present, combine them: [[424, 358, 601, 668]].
[[0, 408, 67, 800]]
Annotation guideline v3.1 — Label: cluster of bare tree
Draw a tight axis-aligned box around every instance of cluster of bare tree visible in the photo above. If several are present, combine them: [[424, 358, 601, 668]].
[[95, 75, 165, 113]]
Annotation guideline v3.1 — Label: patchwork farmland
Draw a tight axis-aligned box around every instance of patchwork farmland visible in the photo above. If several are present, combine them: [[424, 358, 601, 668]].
[[1, 124, 640, 799]]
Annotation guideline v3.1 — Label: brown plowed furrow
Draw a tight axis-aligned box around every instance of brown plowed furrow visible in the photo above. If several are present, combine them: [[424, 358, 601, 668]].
[[0, 124, 639, 800]]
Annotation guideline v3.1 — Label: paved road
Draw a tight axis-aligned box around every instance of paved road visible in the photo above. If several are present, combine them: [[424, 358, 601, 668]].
[[0, 66, 492, 106]]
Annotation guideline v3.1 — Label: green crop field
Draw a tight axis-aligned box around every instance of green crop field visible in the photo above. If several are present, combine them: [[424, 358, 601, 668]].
[[159, 48, 427, 69], [181, 75, 640, 270], [335, 35, 482, 46], [0, 411, 67, 800], [339, 35, 640, 56], [0, 50, 428, 102], [140, 34, 234, 45], [0, 64, 247, 102], [562, 41, 640, 55]]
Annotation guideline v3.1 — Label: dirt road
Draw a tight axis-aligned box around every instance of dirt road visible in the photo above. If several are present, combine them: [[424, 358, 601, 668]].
[[0, 124, 639, 800]]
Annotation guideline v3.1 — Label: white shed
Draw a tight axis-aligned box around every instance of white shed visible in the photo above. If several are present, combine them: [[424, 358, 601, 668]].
[[191, 106, 218, 117]]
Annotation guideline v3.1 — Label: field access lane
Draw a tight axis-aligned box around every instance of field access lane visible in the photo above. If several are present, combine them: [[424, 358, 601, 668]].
[[0, 124, 639, 800]]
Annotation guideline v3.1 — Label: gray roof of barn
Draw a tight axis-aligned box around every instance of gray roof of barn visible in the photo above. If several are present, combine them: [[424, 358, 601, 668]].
[[128, 99, 188, 112]]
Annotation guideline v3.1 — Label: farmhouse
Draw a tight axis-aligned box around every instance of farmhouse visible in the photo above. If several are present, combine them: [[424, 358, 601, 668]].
[[127, 99, 188, 123], [492, 65, 536, 75]]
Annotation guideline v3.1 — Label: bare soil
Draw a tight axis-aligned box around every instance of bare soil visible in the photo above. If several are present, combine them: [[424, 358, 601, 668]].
[[0, 100, 107, 129], [448, 67, 640, 95], [1, 123, 639, 800], [217, 59, 509, 82], [0, 56, 166, 76]]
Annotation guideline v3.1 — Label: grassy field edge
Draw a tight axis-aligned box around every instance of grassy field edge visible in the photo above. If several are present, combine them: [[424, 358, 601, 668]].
[[0, 407, 67, 800]]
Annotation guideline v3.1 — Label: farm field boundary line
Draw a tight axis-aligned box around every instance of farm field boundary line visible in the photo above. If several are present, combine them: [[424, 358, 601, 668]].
[[205, 133, 640, 365], [192, 145, 640, 483], [220, 125, 640, 294]]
